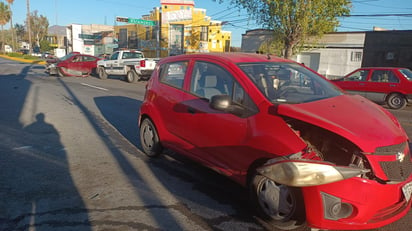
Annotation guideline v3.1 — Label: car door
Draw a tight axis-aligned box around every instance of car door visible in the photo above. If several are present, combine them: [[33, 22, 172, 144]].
[[65, 55, 84, 72], [365, 69, 400, 103], [105, 52, 119, 75], [176, 60, 253, 172], [81, 55, 98, 74], [336, 69, 370, 97]]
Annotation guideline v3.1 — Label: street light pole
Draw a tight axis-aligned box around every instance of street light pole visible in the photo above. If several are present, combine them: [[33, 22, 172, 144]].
[[26, 0, 32, 51]]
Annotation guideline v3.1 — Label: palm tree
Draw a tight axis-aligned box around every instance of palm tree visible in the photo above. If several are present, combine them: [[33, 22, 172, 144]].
[[6, 0, 15, 51], [0, 2, 11, 53]]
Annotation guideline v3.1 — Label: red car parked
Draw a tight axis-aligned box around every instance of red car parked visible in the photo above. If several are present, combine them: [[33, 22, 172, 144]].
[[332, 67, 412, 110], [46, 53, 100, 77], [138, 53, 412, 230]]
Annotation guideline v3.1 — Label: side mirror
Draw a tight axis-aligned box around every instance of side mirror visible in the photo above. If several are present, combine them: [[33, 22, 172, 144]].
[[210, 95, 231, 111]]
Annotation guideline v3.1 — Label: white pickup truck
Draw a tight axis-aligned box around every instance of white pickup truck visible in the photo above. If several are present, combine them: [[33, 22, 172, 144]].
[[96, 50, 158, 82]]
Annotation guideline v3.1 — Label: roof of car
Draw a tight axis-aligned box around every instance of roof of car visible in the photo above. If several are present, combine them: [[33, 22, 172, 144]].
[[163, 52, 292, 64], [358, 67, 408, 70]]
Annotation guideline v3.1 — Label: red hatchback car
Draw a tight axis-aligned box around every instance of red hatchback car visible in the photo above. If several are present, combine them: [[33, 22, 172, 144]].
[[332, 67, 412, 110], [46, 53, 100, 77], [138, 53, 412, 230]]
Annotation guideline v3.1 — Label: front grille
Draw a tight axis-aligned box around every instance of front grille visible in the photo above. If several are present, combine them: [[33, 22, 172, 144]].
[[376, 142, 412, 181], [379, 153, 412, 181]]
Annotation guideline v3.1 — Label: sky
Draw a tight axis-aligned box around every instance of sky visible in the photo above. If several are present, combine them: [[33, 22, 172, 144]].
[[7, 0, 412, 47]]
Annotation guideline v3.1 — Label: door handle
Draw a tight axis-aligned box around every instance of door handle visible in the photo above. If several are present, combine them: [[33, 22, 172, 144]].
[[389, 84, 396, 87], [359, 83, 365, 85]]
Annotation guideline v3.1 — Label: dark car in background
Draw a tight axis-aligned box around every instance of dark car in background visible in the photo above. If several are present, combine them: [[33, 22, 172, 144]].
[[46, 53, 100, 77], [332, 67, 412, 109], [138, 53, 412, 230]]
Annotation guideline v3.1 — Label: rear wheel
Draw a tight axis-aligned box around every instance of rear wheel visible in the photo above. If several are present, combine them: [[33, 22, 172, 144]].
[[250, 173, 305, 230], [386, 93, 407, 110], [126, 70, 138, 83], [98, 67, 108, 80], [140, 118, 163, 157]]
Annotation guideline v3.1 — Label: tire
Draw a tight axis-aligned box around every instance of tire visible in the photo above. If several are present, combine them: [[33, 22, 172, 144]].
[[57, 68, 65, 77], [249, 173, 305, 230], [126, 70, 138, 83], [98, 67, 108, 80], [140, 118, 163, 157], [386, 93, 407, 110]]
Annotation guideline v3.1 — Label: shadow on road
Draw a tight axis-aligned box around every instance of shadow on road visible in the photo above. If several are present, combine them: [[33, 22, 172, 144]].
[[0, 62, 91, 230]]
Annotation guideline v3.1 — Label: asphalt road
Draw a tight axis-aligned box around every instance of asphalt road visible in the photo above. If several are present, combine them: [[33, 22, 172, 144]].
[[0, 58, 411, 231]]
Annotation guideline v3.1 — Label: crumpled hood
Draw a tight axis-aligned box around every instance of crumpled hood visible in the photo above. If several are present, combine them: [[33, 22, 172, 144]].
[[277, 95, 407, 152]]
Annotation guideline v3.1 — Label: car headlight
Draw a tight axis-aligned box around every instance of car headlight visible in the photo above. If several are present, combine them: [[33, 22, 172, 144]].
[[49, 63, 56, 68], [257, 161, 369, 187]]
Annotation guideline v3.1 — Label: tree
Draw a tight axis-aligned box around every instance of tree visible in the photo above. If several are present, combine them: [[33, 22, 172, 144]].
[[216, 0, 351, 59], [6, 0, 15, 49], [15, 23, 26, 42], [28, 10, 49, 49], [0, 2, 11, 52]]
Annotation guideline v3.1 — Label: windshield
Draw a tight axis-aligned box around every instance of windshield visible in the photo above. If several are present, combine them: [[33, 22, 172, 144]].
[[399, 68, 412, 81], [238, 62, 342, 104]]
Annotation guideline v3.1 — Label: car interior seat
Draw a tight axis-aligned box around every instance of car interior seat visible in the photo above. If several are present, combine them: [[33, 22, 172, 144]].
[[196, 74, 223, 99]]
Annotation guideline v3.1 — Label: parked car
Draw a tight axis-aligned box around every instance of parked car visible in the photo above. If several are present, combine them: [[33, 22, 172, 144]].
[[138, 53, 412, 230], [97, 50, 158, 82], [332, 67, 412, 109], [46, 53, 100, 77]]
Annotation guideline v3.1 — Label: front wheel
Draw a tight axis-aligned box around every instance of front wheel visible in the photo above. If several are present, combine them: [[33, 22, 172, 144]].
[[386, 93, 407, 110], [57, 67, 65, 77], [126, 70, 138, 83], [139, 118, 163, 157], [249, 174, 305, 230], [98, 67, 108, 80]]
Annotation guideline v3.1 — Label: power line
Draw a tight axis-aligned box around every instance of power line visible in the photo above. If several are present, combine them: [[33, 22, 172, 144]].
[[343, 13, 412, 17]]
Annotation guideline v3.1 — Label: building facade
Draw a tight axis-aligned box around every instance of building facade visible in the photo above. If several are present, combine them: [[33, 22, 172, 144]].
[[241, 30, 365, 79], [362, 30, 412, 70], [114, 0, 231, 57], [66, 24, 114, 56]]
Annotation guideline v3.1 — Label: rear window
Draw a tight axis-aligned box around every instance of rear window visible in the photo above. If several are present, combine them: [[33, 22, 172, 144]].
[[159, 61, 188, 89], [122, 52, 144, 59]]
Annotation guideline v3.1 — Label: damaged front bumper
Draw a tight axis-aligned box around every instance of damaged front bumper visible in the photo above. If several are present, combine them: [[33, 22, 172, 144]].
[[257, 156, 412, 230]]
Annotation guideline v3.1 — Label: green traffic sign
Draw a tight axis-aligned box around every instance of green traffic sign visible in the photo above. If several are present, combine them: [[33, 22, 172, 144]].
[[128, 18, 157, 26]]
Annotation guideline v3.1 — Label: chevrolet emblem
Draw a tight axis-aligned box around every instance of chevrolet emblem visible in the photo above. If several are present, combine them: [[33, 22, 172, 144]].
[[396, 152, 405, 162]]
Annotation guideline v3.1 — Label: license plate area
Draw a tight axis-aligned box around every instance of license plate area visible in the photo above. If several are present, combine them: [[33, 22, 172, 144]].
[[402, 181, 412, 202]]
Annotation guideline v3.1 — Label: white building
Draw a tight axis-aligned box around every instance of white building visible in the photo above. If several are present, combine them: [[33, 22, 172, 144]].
[[241, 30, 365, 79], [66, 24, 114, 56]]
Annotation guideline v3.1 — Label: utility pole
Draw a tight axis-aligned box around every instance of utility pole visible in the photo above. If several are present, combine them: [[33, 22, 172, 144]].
[[26, 0, 32, 51]]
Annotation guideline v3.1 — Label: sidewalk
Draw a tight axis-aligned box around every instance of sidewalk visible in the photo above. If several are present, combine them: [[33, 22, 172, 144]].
[[0, 54, 46, 65]]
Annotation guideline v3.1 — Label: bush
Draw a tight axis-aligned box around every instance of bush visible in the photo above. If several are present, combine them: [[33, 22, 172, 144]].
[[7, 52, 42, 61], [8, 52, 24, 58]]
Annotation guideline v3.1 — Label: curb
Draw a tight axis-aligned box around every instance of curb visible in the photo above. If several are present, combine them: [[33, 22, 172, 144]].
[[0, 54, 46, 65]]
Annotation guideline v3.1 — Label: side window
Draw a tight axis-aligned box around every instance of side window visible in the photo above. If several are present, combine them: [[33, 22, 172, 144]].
[[387, 71, 399, 83], [110, 52, 119, 60], [190, 61, 257, 112], [83, 56, 95, 62], [159, 61, 188, 89], [345, 70, 369, 81], [370, 70, 399, 83], [190, 62, 233, 100]]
